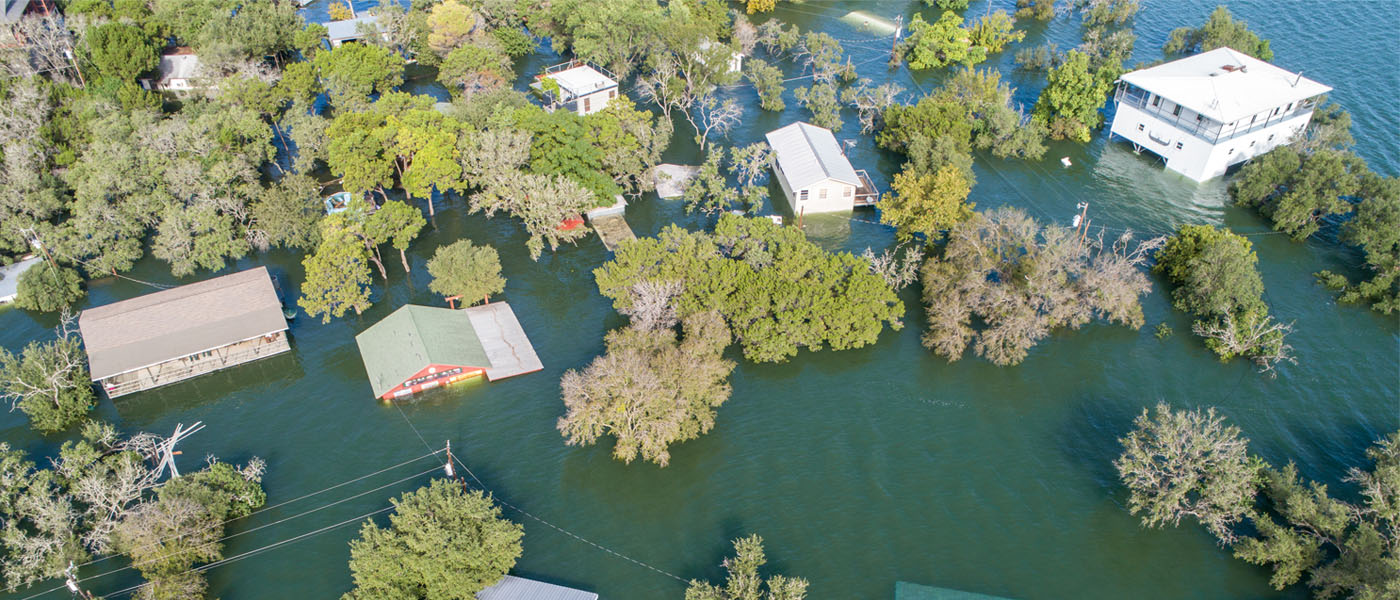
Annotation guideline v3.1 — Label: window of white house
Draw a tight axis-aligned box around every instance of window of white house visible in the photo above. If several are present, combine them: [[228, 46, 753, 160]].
[[1175, 142, 1183, 150], [609, 90, 616, 99], [1137, 123, 1144, 131], [1249, 140, 1256, 147], [1228, 148, 1235, 155], [1151, 96, 1161, 107], [844, 187, 852, 197], [819, 189, 828, 199], [1172, 105, 1182, 117], [799, 190, 809, 201], [1268, 134, 1275, 142]]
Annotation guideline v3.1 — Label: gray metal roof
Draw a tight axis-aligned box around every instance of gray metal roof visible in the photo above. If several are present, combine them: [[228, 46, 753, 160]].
[[1, 0, 29, 24], [476, 576, 599, 600], [325, 15, 380, 42], [0, 256, 41, 303], [79, 267, 288, 381], [765, 122, 861, 190]]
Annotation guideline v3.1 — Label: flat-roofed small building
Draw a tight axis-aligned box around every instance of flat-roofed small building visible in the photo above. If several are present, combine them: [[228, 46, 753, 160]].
[[140, 47, 202, 92], [532, 61, 618, 115], [355, 302, 542, 400], [476, 576, 598, 600], [1109, 47, 1331, 182], [325, 15, 384, 48], [765, 121, 877, 214], [80, 267, 291, 398]]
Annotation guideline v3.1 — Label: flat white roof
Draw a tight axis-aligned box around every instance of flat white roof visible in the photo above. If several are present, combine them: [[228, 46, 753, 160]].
[[544, 65, 617, 97], [1120, 47, 1331, 123], [765, 122, 861, 190]]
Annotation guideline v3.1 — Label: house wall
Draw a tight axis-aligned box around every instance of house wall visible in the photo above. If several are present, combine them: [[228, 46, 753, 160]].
[[793, 179, 857, 214], [573, 88, 618, 115], [100, 333, 290, 398], [381, 363, 485, 400], [1110, 94, 1317, 182]]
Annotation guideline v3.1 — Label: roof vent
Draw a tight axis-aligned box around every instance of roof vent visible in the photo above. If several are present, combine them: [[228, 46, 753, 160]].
[[1220, 64, 1239, 72]]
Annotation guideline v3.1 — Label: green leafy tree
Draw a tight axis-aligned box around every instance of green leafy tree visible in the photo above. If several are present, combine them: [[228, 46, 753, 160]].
[[426, 0, 476, 56], [559, 311, 735, 467], [85, 22, 158, 82], [745, 58, 786, 111], [0, 316, 94, 433], [1230, 147, 1366, 241], [595, 215, 904, 363], [343, 479, 523, 600], [426, 239, 505, 306], [295, 23, 328, 59], [968, 10, 1025, 54], [438, 44, 512, 98], [364, 200, 426, 272], [248, 173, 324, 252], [298, 215, 374, 322], [1316, 183, 1400, 313], [928, 0, 970, 9], [683, 150, 739, 215], [312, 43, 406, 109], [901, 11, 986, 70], [685, 535, 809, 600], [1032, 50, 1112, 142], [792, 82, 841, 131], [1015, 0, 1055, 21], [879, 165, 974, 242], [14, 263, 85, 313], [1114, 402, 1261, 544], [1164, 6, 1273, 60], [1155, 225, 1293, 372]]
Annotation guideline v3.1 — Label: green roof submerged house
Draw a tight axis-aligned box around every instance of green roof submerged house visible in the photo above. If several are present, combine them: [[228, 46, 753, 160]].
[[354, 303, 542, 400]]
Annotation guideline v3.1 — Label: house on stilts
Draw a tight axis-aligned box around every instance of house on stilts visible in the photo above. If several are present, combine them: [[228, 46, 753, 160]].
[[79, 266, 291, 398], [1108, 47, 1331, 182], [355, 302, 542, 401]]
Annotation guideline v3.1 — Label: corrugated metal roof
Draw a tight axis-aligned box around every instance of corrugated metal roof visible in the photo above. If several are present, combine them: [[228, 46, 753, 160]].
[[765, 122, 861, 190], [1119, 47, 1331, 123], [79, 267, 288, 381], [476, 576, 599, 600], [1, 0, 29, 24], [325, 15, 380, 42], [354, 305, 492, 398]]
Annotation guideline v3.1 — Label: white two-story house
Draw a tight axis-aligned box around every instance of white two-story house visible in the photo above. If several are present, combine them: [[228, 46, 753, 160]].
[[1109, 47, 1331, 182], [532, 61, 618, 116]]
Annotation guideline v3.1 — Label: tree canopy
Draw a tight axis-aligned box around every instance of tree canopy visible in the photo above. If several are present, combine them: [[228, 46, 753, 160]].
[[426, 239, 505, 306], [343, 479, 523, 600], [1032, 50, 1112, 142], [0, 315, 94, 433], [1164, 6, 1273, 60], [595, 215, 904, 363], [685, 535, 809, 600]]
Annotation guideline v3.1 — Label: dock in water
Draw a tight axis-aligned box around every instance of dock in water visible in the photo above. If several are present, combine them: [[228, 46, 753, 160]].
[[592, 214, 635, 251]]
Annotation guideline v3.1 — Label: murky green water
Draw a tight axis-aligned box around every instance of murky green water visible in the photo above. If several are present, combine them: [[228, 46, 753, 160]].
[[2, 1, 1396, 598]]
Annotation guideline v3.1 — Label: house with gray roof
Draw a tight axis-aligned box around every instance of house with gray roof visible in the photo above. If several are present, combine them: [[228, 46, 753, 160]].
[[476, 576, 598, 600], [325, 14, 385, 48], [354, 302, 541, 400], [765, 122, 876, 214], [141, 47, 203, 92], [79, 266, 291, 398]]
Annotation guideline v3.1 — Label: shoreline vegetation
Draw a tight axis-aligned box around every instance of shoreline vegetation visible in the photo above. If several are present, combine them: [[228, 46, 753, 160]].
[[0, 0, 1392, 597]]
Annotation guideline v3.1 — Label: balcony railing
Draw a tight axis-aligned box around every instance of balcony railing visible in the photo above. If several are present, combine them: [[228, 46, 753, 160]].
[[853, 170, 878, 207], [1115, 86, 1318, 145]]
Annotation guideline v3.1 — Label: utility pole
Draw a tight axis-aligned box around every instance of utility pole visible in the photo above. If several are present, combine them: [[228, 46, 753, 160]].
[[890, 15, 903, 61], [63, 46, 86, 88], [444, 441, 456, 479], [1073, 202, 1089, 243], [64, 562, 95, 600]]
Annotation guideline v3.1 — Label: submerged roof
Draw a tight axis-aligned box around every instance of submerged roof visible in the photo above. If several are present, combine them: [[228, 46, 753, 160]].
[[476, 576, 598, 600], [1120, 47, 1331, 123], [325, 15, 380, 42], [461, 302, 543, 381], [79, 267, 288, 381], [355, 305, 492, 398], [544, 65, 617, 97], [895, 582, 1017, 600], [0, 256, 41, 303], [765, 122, 861, 190], [157, 49, 200, 82]]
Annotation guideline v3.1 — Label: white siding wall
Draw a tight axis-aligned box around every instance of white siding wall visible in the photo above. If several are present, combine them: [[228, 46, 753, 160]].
[[573, 89, 617, 115], [1110, 103, 1313, 182], [793, 180, 856, 214]]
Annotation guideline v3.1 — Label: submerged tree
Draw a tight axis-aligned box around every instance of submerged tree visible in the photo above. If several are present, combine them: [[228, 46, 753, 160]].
[[685, 535, 809, 600], [1114, 403, 1260, 544], [13, 263, 85, 313], [343, 480, 523, 600], [1164, 6, 1273, 60], [920, 208, 1162, 366], [1032, 50, 1112, 142], [0, 313, 94, 433], [879, 164, 974, 242], [558, 311, 734, 467], [426, 239, 505, 306], [298, 215, 374, 322], [900, 11, 986, 70]]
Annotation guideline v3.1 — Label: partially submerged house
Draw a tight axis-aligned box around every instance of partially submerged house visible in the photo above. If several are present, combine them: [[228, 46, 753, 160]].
[[476, 576, 598, 600], [1108, 46, 1331, 182], [79, 267, 291, 398], [325, 14, 385, 48], [532, 61, 618, 115], [765, 122, 877, 214], [140, 47, 202, 92], [698, 39, 743, 73], [355, 303, 542, 401]]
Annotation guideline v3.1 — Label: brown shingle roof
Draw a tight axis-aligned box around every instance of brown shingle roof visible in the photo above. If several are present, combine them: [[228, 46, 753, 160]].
[[79, 267, 288, 381]]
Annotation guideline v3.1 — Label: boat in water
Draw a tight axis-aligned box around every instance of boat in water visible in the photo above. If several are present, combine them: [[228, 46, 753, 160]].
[[324, 191, 354, 214]]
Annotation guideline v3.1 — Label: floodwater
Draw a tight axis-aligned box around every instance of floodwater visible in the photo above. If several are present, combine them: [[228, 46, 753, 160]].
[[1, 1, 1396, 598]]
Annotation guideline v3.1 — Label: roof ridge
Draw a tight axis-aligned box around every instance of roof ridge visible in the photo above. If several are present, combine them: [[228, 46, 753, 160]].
[[796, 122, 833, 181]]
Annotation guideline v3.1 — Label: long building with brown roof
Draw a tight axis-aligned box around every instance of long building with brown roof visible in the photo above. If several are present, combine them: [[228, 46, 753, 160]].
[[79, 266, 290, 398]]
